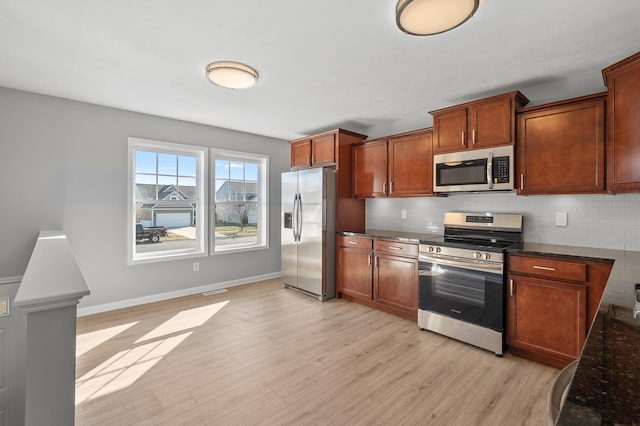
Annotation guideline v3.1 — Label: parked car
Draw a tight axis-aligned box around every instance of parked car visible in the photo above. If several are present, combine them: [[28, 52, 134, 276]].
[[136, 223, 168, 243]]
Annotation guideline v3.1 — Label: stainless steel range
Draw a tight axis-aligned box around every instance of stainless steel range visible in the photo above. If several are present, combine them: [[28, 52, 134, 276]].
[[418, 212, 523, 355]]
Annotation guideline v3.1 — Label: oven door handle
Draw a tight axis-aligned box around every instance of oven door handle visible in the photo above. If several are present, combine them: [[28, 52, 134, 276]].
[[419, 255, 503, 275]]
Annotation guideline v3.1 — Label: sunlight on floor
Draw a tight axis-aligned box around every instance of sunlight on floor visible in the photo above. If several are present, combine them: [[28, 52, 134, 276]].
[[76, 322, 139, 357], [136, 301, 229, 343], [76, 300, 229, 403]]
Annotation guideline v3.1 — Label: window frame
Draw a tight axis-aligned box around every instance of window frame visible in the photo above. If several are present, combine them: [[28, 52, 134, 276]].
[[127, 137, 208, 265], [211, 148, 269, 255]]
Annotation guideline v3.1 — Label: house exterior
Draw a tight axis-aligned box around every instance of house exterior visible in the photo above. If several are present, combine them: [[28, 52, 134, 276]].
[[135, 184, 196, 228]]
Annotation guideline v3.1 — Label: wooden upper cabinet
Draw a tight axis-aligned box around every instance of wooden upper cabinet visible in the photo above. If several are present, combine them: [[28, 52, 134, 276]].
[[353, 128, 433, 198], [389, 129, 433, 196], [602, 51, 640, 193], [430, 91, 529, 154], [289, 129, 366, 170], [353, 140, 388, 198], [290, 139, 312, 169], [516, 93, 606, 195]]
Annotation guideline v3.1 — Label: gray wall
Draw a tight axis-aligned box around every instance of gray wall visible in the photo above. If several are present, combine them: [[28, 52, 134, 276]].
[[0, 87, 290, 310]]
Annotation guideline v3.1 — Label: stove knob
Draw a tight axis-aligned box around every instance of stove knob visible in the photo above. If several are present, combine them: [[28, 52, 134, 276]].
[[435, 247, 442, 254], [473, 251, 482, 259], [428, 246, 434, 253], [484, 253, 491, 260]]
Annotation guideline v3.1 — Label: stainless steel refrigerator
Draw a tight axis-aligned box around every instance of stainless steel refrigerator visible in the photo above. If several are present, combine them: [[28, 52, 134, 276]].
[[281, 167, 336, 301]]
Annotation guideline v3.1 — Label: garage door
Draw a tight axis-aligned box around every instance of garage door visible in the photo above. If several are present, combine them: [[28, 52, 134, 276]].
[[155, 212, 191, 228]]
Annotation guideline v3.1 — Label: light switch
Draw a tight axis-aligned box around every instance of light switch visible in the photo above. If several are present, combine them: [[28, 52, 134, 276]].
[[556, 212, 568, 227], [401, 209, 407, 219]]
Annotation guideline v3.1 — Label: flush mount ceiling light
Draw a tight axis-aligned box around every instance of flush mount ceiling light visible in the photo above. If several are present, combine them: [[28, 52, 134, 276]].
[[396, 0, 479, 36], [205, 61, 259, 89]]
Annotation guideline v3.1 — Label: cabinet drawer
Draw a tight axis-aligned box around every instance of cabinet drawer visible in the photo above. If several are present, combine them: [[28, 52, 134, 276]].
[[337, 235, 373, 250], [374, 239, 418, 257], [510, 255, 587, 282]]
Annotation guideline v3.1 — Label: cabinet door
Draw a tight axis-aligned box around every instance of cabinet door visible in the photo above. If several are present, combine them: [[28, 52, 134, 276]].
[[311, 133, 336, 167], [374, 254, 418, 312], [604, 54, 640, 192], [337, 246, 373, 300], [290, 140, 311, 169], [517, 96, 605, 194], [433, 108, 467, 154], [507, 275, 586, 367], [388, 131, 433, 196], [353, 141, 388, 198], [469, 97, 513, 148]]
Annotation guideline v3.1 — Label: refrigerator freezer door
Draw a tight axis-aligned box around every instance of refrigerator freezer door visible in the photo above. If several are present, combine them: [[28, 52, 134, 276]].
[[281, 171, 298, 287], [296, 168, 324, 296]]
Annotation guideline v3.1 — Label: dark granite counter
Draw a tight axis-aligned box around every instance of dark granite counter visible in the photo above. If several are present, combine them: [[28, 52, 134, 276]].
[[557, 304, 640, 425], [338, 229, 441, 243]]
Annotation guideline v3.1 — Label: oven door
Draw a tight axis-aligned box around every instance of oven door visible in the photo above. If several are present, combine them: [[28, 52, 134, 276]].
[[418, 254, 504, 331]]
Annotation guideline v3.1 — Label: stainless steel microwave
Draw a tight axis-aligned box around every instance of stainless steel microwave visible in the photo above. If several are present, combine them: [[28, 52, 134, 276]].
[[433, 145, 514, 193]]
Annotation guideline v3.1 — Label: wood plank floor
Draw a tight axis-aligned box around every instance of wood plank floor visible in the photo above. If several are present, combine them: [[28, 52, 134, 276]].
[[75, 279, 558, 425]]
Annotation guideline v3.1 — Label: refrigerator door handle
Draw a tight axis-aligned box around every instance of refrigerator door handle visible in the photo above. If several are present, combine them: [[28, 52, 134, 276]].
[[296, 193, 303, 242], [292, 193, 300, 242]]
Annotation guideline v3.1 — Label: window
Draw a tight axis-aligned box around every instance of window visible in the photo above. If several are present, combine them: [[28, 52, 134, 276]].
[[128, 138, 207, 264], [212, 149, 268, 253]]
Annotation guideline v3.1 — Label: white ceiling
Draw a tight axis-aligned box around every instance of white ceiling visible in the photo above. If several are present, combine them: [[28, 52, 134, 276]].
[[1, 0, 639, 141]]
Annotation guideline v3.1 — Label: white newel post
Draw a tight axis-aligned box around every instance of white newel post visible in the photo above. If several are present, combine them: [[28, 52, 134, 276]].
[[14, 231, 90, 426]]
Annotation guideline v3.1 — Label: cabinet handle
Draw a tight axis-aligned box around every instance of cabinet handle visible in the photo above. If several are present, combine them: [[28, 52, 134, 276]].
[[383, 182, 387, 195], [348, 241, 359, 245], [472, 129, 476, 144], [520, 174, 524, 190], [308, 155, 311, 166], [389, 181, 394, 194], [375, 256, 379, 268], [461, 131, 465, 146], [533, 265, 556, 271], [368, 254, 371, 266], [312, 153, 315, 164], [510, 279, 514, 297], [388, 246, 402, 250]]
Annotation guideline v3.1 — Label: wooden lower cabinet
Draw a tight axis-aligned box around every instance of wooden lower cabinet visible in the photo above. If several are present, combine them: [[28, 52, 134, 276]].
[[506, 253, 613, 368], [336, 235, 418, 321], [337, 245, 373, 300], [507, 275, 586, 368], [375, 254, 417, 312]]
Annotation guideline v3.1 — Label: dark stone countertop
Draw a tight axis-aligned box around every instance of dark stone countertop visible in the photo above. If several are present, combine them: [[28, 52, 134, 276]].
[[557, 304, 640, 425], [338, 229, 441, 243]]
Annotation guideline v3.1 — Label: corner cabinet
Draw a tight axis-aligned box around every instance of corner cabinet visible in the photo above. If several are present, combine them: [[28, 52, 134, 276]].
[[506, 253, 612, 368], [353, 128, 433, 198], [337, 235, 418, 321], [430, 91, 529, 154], [516, 93, 606, 195], [290, 129, 366, 170], [289, 129, 368, 232], [602, 51, 640, 193]]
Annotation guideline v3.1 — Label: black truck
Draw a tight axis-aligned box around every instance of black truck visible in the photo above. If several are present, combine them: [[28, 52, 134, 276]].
[[136, 223, 168, 243]]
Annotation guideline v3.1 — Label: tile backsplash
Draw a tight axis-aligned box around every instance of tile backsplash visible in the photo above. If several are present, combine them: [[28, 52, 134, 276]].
[[366, 192, 640, 251]]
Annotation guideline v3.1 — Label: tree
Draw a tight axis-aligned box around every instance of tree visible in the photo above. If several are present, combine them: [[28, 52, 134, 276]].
[[230, 202, 250, 231]]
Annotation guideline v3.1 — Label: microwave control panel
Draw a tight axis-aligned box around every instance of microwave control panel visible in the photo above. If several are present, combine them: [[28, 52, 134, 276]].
[[493, 156, 510, 184]]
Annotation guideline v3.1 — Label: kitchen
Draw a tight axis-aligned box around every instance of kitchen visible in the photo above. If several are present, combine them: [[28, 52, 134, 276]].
[[1, 1, 640, 425]]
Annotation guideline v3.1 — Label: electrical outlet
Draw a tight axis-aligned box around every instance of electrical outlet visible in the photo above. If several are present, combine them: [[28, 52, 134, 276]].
[[556, 212, 568, 227], [401, 209, 407, 220], [193, 262, 199, 272]]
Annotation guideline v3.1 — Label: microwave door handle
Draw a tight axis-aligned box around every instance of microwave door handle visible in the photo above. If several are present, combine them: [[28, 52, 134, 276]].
[[486, 152, 494, 189]]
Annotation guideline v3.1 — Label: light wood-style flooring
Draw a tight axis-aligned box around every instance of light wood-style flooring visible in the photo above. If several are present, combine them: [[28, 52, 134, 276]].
[[75, 279, 558, 425]]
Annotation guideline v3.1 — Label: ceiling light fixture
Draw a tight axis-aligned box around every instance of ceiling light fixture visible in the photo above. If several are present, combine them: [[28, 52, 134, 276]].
[[205, 61, 259, 89], [396, 0, 479, 36]]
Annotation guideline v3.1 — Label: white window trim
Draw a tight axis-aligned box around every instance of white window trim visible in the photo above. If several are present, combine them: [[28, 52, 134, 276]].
[[211, 148, 269, 254], [127, 137, 208, 265]]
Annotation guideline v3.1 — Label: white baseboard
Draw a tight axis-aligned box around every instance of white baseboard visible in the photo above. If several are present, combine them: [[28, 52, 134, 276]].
[[77, 272, 282, 317]]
